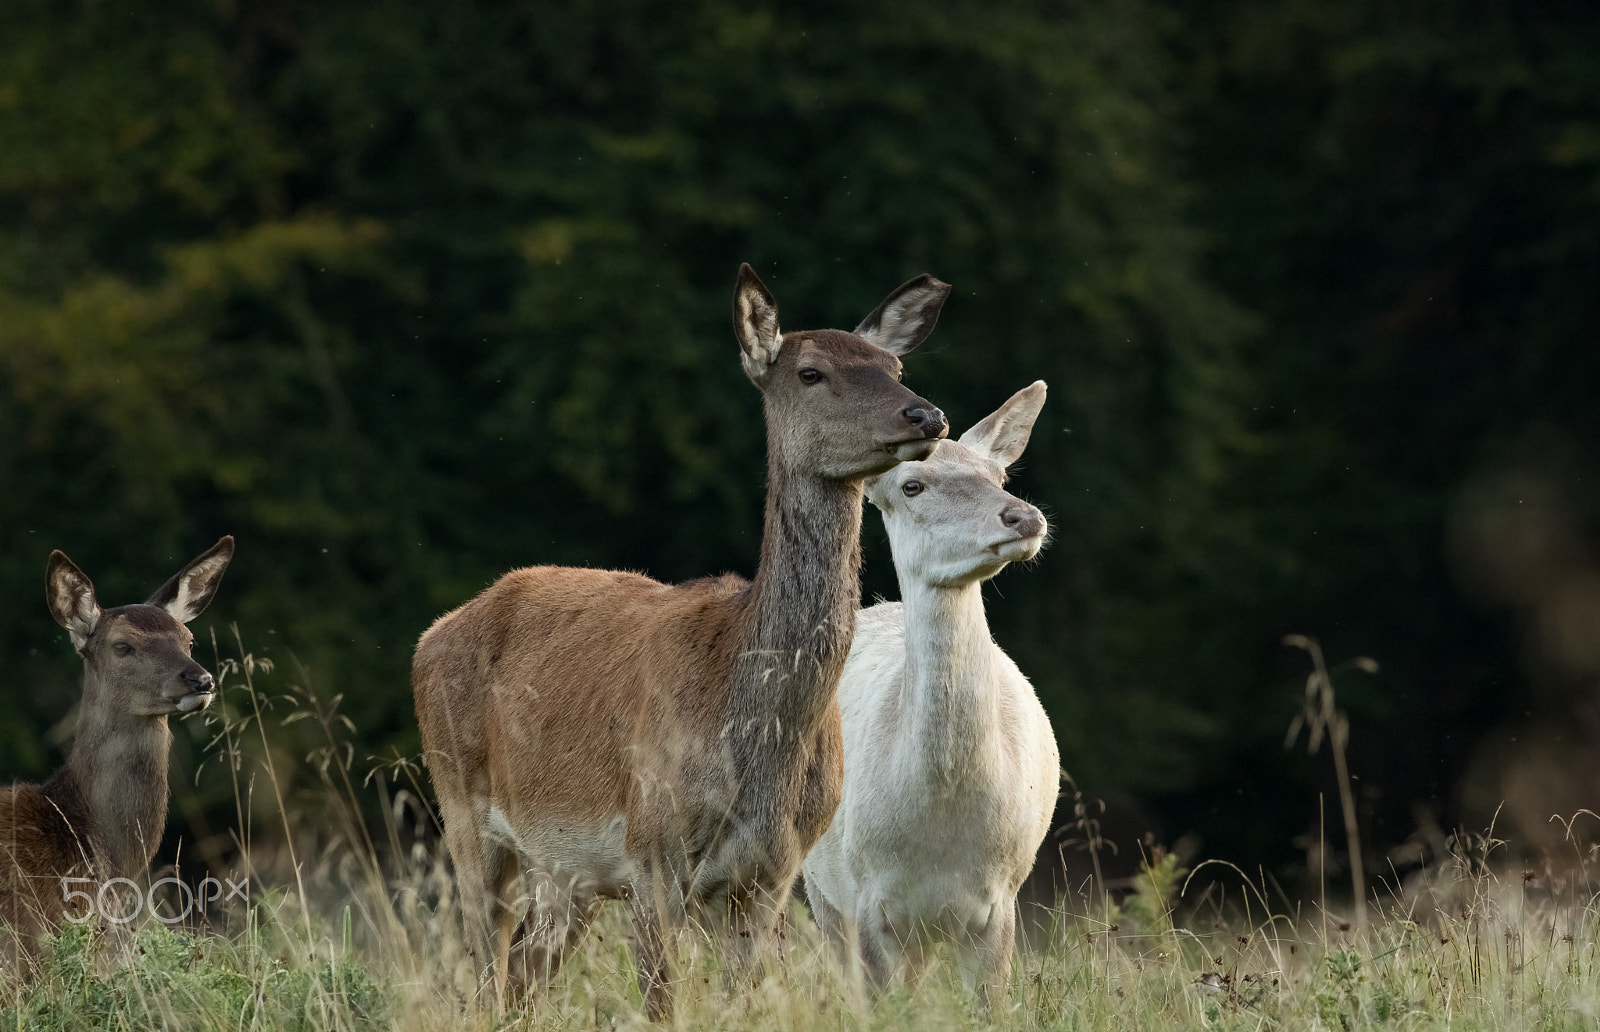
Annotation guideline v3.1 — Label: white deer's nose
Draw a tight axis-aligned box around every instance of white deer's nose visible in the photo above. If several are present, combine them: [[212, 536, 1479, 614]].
[[1001, 505, 1045, 540]]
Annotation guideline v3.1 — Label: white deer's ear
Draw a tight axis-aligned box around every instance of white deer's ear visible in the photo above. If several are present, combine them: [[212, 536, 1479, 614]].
[[863, 468, 894, 510], [46, 551, 101, 652], [959, 381, 1047, 467], [146, 536, 235, 624], [733, 263, 782, 382], [853, 274, 951, 356]]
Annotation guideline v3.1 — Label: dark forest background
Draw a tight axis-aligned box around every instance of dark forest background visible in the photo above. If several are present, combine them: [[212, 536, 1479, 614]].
[[3, 0, 1597, 890]]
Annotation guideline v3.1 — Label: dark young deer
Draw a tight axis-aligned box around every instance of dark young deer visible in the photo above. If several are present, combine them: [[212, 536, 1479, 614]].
[[414, 265, 950, 1018], [0, 538, 233, 973]]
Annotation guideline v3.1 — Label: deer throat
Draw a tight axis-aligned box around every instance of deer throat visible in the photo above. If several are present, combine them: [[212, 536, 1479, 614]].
[[898, 580, 1003, 782], [728, 467, 864, 779], [68, 711, 173, 878]]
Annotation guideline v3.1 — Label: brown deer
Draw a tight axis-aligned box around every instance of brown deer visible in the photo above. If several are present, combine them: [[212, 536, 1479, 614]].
[[0, 538, 233, 974], [414, 264, 950, 1018]]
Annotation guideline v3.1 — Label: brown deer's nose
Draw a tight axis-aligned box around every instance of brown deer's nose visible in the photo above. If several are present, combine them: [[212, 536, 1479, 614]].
[[903, 405, 947, 439], [182, 669, 215, 693], [1002, 505, 1046, 539]]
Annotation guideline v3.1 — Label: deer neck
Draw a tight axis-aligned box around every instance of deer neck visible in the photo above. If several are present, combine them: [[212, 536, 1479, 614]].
[[730, 448, 865, 743], [898, 577, 1002, 781], [65, 679, 173, 879]]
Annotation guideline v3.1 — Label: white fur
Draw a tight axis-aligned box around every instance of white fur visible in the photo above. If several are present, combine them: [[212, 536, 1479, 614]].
[[802, 381, 1059, 998]]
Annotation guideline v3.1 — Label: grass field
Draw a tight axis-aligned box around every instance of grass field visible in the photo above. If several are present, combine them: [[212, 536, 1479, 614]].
[[4, 637, 1598, 1031]]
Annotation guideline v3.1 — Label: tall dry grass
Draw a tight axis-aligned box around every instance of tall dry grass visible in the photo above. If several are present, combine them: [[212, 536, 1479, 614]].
[[3, 630, 1598, 1030]]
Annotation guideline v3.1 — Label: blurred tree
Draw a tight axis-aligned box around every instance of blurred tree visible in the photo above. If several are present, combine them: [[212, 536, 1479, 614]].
[[7, 0, 1592, 885], [1, 0, 1251, 797], [1171, 0, 1600, 866]]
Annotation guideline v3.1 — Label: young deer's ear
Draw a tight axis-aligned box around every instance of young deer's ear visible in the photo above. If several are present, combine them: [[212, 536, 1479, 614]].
[[47, 551, 101, 652], [733, 263, 782, 383], [146, 536, 235, 624], [958, 381, 1047, 468], [853, 274, 951, 356]]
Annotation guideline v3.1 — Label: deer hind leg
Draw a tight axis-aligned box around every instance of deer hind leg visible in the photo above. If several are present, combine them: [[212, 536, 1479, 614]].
[[505, 887, 600, 1000]]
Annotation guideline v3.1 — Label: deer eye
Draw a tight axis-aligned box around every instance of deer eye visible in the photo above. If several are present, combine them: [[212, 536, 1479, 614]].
[[112, 642, 134, 656], [798, 368, 823, 385], [902, 480, 924, 497]]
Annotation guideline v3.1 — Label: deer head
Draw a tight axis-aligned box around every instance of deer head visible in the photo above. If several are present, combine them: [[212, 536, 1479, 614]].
[[867, 381, 1049, 588], [46, 537, 235, 718], [733, 265, 950, 479]]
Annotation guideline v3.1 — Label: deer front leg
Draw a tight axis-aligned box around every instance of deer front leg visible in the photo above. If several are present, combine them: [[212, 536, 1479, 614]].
[[629, 863, 686, 1022], [445, 818, 519, 1011], [726, 877, 794, 992], [506, 889, 600, 1000], [854, 894, 908, 991], [802, 877, 851, 966], [961, 898, 1017, 1011]]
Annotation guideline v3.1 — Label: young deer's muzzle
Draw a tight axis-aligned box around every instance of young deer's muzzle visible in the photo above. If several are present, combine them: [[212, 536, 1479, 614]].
[[171, 665, 216, 713]]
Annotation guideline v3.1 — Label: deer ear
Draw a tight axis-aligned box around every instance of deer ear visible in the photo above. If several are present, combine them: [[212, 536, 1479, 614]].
[[853, 274, 951, 356], [958, 381, 1047, 467], [733, 263, 782, 382], [47, 551, 101, 651], [863, 468, 895, 510], [146, 536, 235, 624]]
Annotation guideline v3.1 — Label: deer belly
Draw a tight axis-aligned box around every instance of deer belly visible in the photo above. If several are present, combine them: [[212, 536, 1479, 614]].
[[486, 807, 632, 898]]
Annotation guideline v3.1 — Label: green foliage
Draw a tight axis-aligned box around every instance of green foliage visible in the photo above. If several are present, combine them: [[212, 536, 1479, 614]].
[[1120, 849, 1189, 935], [3, 921, 387, 1032]]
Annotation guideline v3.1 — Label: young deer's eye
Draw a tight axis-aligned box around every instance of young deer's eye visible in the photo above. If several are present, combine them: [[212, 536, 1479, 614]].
[[902, 480, 924, 497], [798, 368, 823, 385], [112, 642, 134, 656]]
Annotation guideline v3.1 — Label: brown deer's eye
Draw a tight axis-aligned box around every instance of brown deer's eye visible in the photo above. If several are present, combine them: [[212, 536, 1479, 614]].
[[798, 368, 822, 385], [112, 642, 134, 656], [902, 480, 924, 497]]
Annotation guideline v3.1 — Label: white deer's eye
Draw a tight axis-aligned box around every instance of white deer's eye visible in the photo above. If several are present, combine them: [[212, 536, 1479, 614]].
[[902, 480, 924, 497]]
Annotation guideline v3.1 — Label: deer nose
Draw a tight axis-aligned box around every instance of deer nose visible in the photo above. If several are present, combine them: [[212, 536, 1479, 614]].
[[1002, 505, 1046, 539], [183, 669, 215, 693], [903, 405, 947, 439]]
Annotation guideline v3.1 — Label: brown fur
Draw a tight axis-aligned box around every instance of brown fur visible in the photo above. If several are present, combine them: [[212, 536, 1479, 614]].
[[414, 266, 951, 1018], [0, 539, 233, 978]]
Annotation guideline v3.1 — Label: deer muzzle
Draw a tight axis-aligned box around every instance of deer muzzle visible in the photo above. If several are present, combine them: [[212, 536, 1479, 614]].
[[172, 668, 216, 714]]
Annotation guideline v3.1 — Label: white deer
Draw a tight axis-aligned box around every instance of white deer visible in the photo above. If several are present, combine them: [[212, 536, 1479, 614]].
[[802, 381, 1059, 1001]]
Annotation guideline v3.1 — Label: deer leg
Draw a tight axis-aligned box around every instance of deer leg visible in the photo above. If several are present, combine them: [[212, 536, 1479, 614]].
[[726, 878, 792, 990], [854, 895, 905, 991], [629, 863, 685, 1022], [961, 899, 1017, 1011], [802, 877, 851, 965], [445, 815, 519, 1010], [506, 889, 600, 999]]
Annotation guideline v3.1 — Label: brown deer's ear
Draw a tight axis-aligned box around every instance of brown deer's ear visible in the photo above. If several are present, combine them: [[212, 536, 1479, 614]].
[[733, 263, 782, 383], [958, 381, 1047, 468], [146, 536, 235, 624], [853, 274, 951, 356], [47, 551, 101, 651]]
